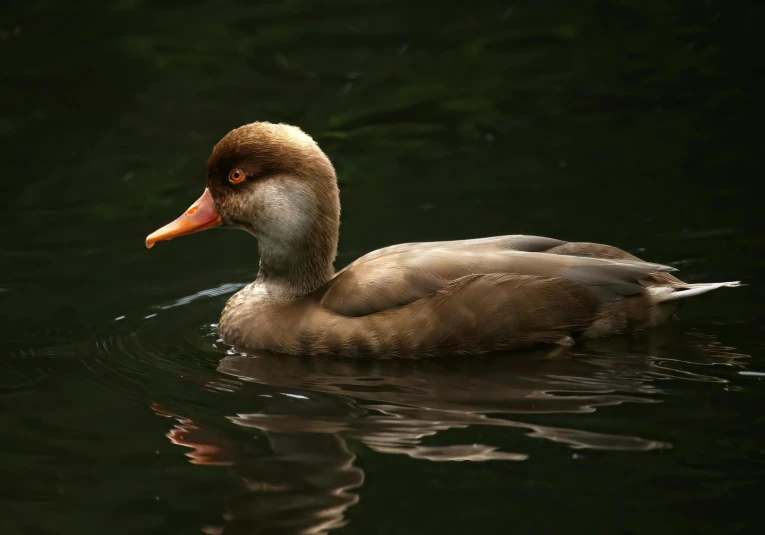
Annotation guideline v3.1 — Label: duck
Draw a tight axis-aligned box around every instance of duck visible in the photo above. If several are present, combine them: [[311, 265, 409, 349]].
[[145, 122, 740, 357]]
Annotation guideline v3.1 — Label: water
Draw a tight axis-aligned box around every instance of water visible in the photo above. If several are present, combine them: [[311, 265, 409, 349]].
[[2, 1, 764, 533]]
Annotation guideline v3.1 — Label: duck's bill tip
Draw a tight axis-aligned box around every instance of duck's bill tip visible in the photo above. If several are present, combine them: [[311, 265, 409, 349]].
[[145, 234, 162, 249], [145, 188, 221, 250]]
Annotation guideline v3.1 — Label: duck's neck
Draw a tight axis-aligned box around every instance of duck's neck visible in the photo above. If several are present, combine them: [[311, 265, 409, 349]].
[[255, 212, 339, 299]]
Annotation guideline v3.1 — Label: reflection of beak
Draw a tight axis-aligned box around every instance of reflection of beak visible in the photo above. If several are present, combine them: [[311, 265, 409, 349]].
[[145, 188, 222, 248]]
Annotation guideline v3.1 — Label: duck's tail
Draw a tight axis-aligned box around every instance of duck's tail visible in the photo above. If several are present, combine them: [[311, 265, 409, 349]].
[[648, 281, 743, 303]]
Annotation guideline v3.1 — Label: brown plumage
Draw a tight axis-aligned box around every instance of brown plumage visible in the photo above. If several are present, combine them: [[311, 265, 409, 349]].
[[145, 122, 741, 357]]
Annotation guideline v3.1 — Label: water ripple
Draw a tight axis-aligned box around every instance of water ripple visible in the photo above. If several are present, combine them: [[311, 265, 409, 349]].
[[7, 299, 754, 535]]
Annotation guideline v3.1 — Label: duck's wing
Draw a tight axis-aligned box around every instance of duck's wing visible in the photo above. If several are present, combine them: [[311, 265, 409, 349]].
[[338, 234, 682, 284], [541, 241, 684, 286], [318, 241, 676, 317], [336, 235, 568, 273]]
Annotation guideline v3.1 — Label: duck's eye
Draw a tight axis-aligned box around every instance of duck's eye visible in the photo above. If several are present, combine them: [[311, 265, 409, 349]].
[[228, 169, 245, 184]]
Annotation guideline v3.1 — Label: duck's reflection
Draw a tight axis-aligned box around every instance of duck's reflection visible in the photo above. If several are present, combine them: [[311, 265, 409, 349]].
[[153, 406, 363, 535], [153, 331, 747, 534]]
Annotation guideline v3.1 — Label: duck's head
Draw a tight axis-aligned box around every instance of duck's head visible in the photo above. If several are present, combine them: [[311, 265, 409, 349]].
[[146, 122, 339, 248], [145, 122, 341, 292]]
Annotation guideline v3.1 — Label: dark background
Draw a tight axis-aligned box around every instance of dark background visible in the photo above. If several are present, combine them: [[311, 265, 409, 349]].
[[1, 1, 764, 534]]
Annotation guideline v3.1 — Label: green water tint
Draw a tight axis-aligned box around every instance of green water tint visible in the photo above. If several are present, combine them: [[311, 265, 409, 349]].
[[1, 1, 764, 533]]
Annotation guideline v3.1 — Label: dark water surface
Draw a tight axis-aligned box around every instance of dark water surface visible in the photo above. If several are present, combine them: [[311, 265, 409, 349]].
[[2, 1, 765, 533]]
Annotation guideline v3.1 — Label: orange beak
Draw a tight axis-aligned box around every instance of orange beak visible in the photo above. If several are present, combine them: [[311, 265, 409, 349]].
[[145, 188, 222, 249]]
